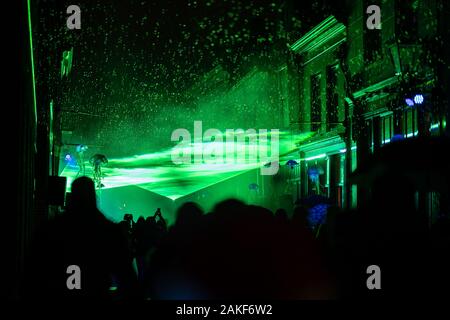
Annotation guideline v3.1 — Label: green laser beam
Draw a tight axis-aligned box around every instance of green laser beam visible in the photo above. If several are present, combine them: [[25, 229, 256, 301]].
[[27, 0, 38, 149]]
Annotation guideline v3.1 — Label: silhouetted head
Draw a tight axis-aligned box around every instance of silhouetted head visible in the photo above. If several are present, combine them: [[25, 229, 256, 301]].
[[146, 215, 156, 225], [275, 208, 288, 223], [176, 202, 203, 228], [67, 176, 98, 214], [123, 213, 133, 222], [247, 205, 273, 221], [213, 199, 246, 217], [292, 205, 309, 227], [136, 216, 145, 225]]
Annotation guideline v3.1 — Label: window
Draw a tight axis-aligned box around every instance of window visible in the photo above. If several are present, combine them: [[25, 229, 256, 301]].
[[363, 0, 382, 62], [381, 114, 394, 144], [311, 73, 322, 131], [326, 65, 339, 131], [404, 108, 418, 138]]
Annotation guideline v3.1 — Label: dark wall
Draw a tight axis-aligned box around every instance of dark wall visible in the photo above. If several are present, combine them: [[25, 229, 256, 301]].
[[13, 0, 38, 300]]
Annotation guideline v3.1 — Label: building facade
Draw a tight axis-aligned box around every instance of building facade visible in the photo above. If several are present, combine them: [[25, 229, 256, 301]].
[[345, 0, 448, 219], [288, 0, 449, 217], [289, 16, 349, 208]]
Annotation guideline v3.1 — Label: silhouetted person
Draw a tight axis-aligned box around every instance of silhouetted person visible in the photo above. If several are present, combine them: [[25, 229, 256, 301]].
[[148, 199, 335, 299], [274, 208, 288, 224], [25, 177, 137, 300], [292, 205, 310, 229], [333, 171, 430, 299], [174, 202, 203, 231]]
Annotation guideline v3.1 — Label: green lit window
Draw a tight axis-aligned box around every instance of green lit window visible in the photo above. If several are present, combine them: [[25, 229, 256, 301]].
[[326, 64, 339, 131], [381, 114, 393, 144], [351, 148, 357, 172], [404, 108, 418, 138], [311, 73, 322, 132]]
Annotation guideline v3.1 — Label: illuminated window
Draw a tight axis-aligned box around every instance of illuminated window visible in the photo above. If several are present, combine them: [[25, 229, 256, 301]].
[[381, 114, 393, 144], [311, 73, 322, 131], [326, 64, 339, 131], [404, 108, 418, 138]]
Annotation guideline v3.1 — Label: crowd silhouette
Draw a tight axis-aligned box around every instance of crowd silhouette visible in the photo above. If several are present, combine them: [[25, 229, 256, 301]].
[[24, 139, 450, 300]]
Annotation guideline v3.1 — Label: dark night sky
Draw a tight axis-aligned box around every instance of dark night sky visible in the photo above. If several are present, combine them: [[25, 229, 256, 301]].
[[36, 0, 345, 94], [34, 0, 346, 155]]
